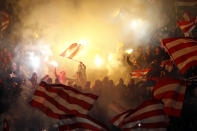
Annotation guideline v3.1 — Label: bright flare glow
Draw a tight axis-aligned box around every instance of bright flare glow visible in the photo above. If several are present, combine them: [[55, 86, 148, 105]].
[[126, 49, 133, 54], [50, 60, 58, 67], [95, 55, 102, 67], [66, 50, 70, 57], [108, 54, 113, 61], [131, 20, 138, 28], [29, 52, 40, 69], [79, 40, 88, 46]]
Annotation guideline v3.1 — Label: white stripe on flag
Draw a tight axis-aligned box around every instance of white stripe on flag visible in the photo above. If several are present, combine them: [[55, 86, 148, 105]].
[[154, 84, 186, 96], [36, 86, 88, 114], [125, 104, 163, 122]]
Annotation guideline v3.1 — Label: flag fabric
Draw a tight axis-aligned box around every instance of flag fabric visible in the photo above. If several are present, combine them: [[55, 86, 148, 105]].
[[58, 115, 108, 131], [153, 77, 186, 117], [29, 81, 98, 119], [110, 99, 168, 130], [0, 11, 9, 32], [177, 15, 197, 36], [130, 68, 151, 79], [3, 119, 9, 131], [60, 43, 81, 59], [161, 59, 173, 72], [110, 108, 134, 128], [175, 0, 197, 6], [162, 38, 197, 74]]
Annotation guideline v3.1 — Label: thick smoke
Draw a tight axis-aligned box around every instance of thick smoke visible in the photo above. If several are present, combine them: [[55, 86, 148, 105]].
[[1, 0, 176, 130], [11, 0, 174, 82]]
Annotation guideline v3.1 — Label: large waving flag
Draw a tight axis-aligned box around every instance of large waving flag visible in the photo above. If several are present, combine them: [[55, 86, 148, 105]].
[[29, 81, 98, 119], [130, 68, 151, 79], [58, 115, 108, 131], [110, 99, 169, 130], [177, 15, 197, 36], [60, 43, 81, 59], [153, 77, 186, 117], [0, 11, 9, 32], [162, 38, 197, 74], [175, 0, 197, 6]]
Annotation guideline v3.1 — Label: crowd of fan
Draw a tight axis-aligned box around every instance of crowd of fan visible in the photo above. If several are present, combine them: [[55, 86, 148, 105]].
[[0, 1, 197, 131]]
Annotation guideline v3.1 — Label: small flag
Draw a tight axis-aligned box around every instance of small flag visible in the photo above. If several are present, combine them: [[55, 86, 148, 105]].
[[60, 43, 81, 59], [153, 77, 186, 117], [29, 81, 98, 119], [177, 15, 197, 37], [110, 99, 169, 130], [162, 38, 197, 74], [130, 68, 151, 79], [175, 0, 197, 6], [161, 59, 173, 72], [58, 115, 108, 131], [3, 119, 9, 131], [0, 11, 9, 32]]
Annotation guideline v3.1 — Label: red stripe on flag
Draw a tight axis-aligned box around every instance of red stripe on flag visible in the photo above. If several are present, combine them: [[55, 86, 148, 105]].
[[37, 84, 93, 110], [168, 42, 196, 54], [180, 60, 197, 74], [177, 16, 197, 35], [30, 100, 61, 119], [110, 99, 168, 130], [40, 82, 98, 100], [30, 81, 98, 119], [60, 43, 81, 59], [34, 90, 83, 115], [162, 38, 197, 74], [124, 110, 165, 123]]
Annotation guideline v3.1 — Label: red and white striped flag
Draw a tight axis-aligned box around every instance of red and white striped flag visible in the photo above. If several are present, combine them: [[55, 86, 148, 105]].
[[60, 43, 81, 59], [3, 119, 9, 131], [58, 115, 108, 131], [162, 38, 197, 74], [153, 77, 186, 117], [29, 81, 98, 119], [161, 59, 173, 72], [177, 16, 197, 37], [175, 0, 197, 6], [130, 68, 151, 79], [110, 108, 134, 128], [110, 99, 168, 130], [0, 11, 9, 32]]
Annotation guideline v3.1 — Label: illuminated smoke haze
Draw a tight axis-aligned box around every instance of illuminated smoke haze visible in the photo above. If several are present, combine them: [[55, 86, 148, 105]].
[[1, 0, 175, 130]]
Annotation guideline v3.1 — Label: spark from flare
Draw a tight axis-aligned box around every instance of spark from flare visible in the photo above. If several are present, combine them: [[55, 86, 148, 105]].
[[126, 49, 133, 54], [50, 60, 58, 67], [95, 54, 102, 68]]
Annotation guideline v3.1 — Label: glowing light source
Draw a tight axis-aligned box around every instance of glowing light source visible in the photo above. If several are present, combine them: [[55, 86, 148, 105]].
[[108, 54, 113, 61], [131, 20, 138, 28], [66, 50, 70, 57], [28, 52, 40, 69], [126, 49, 133, 54], [79, 40, 88, 46], [138, 123, 141, 127], [95, 55, 102, 67], [50, 60, 58, 67]]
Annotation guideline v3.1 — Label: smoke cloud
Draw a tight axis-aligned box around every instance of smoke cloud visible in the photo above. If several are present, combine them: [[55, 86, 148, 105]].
[[1, 0, 176, 130]]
